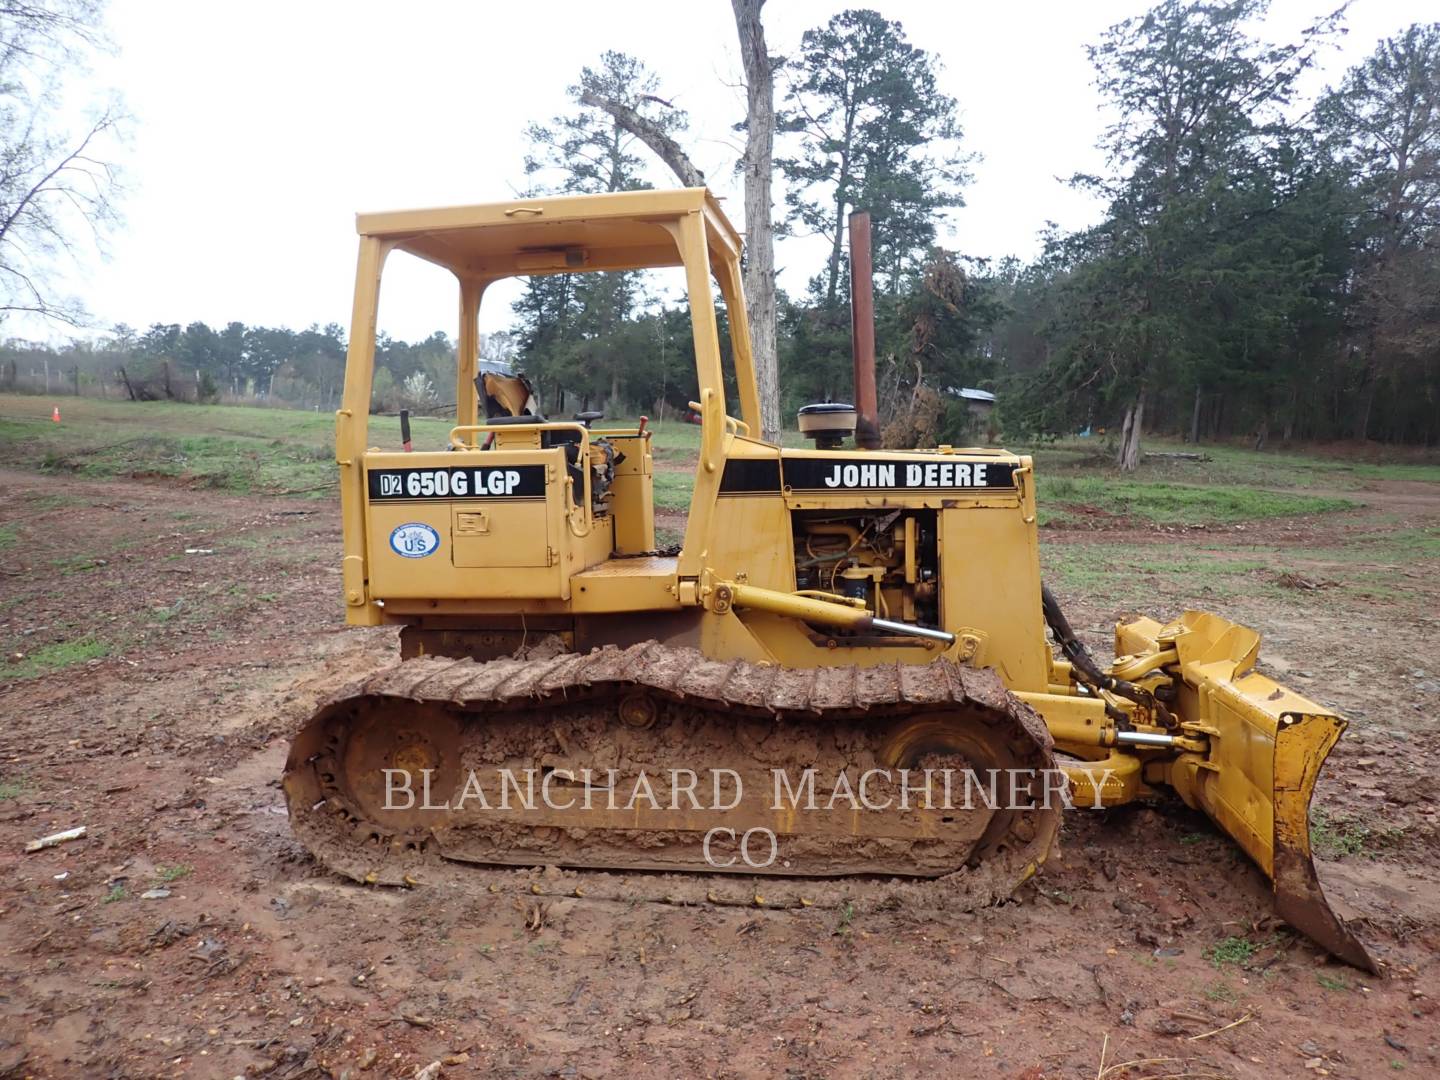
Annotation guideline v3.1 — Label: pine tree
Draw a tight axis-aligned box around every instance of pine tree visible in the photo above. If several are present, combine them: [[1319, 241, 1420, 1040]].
[[777, 9, 969, 306], [1315, 23, 1440, 440]]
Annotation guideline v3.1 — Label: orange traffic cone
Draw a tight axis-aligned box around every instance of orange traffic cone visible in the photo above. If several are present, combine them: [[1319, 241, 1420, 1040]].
[[51, 406, 60, 423]]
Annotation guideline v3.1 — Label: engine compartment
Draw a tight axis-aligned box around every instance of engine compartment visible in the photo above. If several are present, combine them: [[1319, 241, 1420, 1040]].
[[791, 508, 940, 632]]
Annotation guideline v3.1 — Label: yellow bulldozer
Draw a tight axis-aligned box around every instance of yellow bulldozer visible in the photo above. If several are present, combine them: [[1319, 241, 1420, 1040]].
[[285, 188, 1374, 971]]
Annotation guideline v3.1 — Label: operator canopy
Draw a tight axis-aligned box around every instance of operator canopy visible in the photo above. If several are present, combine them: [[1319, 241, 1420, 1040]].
[[355, 187, 740, 281]]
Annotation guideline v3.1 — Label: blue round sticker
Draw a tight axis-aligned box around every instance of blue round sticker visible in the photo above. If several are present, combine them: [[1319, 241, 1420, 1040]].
[[390, 522, 440, 559]]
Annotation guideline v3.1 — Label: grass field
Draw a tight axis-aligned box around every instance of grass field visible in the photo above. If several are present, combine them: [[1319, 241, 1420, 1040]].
[[0, 396, 775, 502], [1035, 474, 1354, 526], [1020, 435, 1440, 488], [0, 395, 486, 496], [3, 393, 1435, 525]]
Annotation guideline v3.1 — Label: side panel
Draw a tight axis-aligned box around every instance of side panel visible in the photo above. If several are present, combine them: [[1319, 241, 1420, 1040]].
[[937, 507, 1050, 693], [451, 502, 551, 567], [363, 449, 572, 600], [606, 433, 655, 555], [709, 497, 795, 592]]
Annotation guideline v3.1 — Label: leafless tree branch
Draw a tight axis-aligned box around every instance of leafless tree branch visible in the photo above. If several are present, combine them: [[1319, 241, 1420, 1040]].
[[577, 89, 706, 188]]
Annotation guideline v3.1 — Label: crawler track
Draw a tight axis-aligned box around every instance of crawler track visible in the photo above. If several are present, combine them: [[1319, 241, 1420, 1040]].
[[284, 644, 1060, 908]]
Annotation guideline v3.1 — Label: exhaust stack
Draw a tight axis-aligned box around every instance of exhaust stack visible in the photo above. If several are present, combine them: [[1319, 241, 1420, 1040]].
[[848, 210, 880, 449]]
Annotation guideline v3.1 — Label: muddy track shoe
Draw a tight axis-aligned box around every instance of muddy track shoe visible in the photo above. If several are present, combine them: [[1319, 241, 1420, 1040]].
[[284, 643, 1061, 907]]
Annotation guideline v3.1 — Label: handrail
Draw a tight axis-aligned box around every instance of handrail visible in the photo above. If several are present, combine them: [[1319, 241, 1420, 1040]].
[[447, 420, 590, 453], [1013, 463, 1036, 524], [686, 399, 750, 437], [446, 420, 593, 528]]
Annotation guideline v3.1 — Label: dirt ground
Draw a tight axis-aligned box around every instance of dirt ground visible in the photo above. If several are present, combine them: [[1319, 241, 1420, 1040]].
[[0, 466, 1437, 1079]]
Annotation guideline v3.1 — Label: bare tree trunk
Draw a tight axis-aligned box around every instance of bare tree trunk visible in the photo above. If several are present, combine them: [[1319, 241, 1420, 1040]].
[[826, 187, 847, 307], [1117, 389, 1145, 472], [732, 0, 781, 443], [1189, 386, 1202, 444], [1352, 327, 1378, 441], [1355, 378, 1375, 442], [117, 366, 136, 401]]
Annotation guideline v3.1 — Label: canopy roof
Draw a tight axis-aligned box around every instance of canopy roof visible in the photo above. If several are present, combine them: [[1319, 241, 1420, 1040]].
[[355, 187, 740, 280]]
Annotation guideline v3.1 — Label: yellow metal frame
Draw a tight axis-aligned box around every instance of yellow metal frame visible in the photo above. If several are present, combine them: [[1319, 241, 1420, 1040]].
[[337, 189, 757, 624]]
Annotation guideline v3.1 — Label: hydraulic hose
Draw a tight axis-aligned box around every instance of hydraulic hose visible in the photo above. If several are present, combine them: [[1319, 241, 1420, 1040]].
[[1041, 583, 1176, 729]]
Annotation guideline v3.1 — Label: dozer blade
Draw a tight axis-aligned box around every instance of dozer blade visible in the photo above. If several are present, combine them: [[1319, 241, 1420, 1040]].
[[1117, 611, 1379, 973]]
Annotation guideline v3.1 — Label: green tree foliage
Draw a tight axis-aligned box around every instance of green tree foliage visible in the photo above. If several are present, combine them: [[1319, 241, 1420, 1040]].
[[979, 255, 1063, 381], [219, 8, 1440, 448], [1315, 23, 1440, 441], [1002, 0, 1354, 463], [763, 9, 985, 435], [777, 9, 969, 304]]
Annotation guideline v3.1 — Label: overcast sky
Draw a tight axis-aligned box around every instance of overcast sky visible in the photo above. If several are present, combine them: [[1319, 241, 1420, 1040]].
[[23, 0, 1435, 345]]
